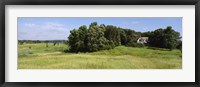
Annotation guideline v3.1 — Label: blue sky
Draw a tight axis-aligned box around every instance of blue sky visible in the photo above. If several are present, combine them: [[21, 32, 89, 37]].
[[18, 17, 182, 40]]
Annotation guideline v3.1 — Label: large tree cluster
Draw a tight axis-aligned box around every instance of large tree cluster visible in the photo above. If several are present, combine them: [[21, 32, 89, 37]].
[[68, 22, 181, 52], [68, 22, 140, 52]]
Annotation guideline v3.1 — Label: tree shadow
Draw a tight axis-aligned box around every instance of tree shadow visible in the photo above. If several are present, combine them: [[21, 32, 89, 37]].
[[147, 47, 171, 51], [63, 49, 72, 53], [63, 49, 92, 53]]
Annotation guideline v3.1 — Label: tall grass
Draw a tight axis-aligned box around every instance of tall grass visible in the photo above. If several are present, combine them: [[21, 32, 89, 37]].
[[18, 43, 182, 69]]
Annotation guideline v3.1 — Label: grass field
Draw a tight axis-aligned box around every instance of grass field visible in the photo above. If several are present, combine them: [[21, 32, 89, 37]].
[[18, 43, 182, 69]]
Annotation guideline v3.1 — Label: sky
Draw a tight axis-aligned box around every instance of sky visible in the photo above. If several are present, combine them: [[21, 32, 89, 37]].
[[18, 17, 182, 40]]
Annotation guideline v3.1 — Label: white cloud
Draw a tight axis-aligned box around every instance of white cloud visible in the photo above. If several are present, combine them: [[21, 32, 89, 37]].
[[122, 22, 129, 25], [44, 22, 64, 27], [39, 22, 67, 31], [20, 22, 69, 40], [23, 22, 67, 31], [131, 21, 139, 24], [24, 23, 36, 27]]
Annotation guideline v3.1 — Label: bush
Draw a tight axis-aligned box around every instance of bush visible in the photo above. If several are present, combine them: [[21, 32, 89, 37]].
[[126, 42, 145, 47]]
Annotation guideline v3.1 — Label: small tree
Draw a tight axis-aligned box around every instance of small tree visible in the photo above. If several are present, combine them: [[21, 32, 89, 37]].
[[46, 43, 48, 48], [53, 42, 57, 46]]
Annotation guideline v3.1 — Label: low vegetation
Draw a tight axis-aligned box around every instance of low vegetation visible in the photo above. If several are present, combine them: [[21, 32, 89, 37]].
[[18, 43, 182, 69]]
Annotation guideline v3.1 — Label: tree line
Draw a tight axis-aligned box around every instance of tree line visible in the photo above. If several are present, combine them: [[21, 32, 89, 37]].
[[18, 40, 67, 45], [68, 22, 182, 52]]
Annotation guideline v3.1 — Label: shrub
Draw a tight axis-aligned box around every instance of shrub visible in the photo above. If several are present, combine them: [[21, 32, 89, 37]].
[[126, 42, 145, 47]]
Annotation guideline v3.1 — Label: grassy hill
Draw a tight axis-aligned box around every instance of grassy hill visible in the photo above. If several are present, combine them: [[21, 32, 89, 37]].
[[18, 43, 182, 69]]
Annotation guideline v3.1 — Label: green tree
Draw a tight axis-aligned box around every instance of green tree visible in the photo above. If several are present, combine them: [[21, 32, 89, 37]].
[[141, 31, 153, 37], [86, 22, 109, 52], [68, 22, 110, 52], [177, 40, 182, 52], [119, 29, 127, 45], [89, 22, 97, 28], [149, 26, 180, 50], [68, 29, 81, 52], [123, 29, 140, 46], [104, 25, 121, 46], [78, 25, 88, 52]]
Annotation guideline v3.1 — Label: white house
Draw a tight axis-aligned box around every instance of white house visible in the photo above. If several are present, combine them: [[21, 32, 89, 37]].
[[137, 37, 149, 44]]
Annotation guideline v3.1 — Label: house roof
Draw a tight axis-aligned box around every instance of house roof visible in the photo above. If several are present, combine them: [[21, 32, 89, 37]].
[[138, 37, 148, 39]]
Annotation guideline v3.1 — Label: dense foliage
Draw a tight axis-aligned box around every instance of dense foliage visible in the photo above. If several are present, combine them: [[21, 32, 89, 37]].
[[18, 22, 181, 52], [68, 22, 141, 52], [143, 26, 181, 50], [68, 22, 181, 52]]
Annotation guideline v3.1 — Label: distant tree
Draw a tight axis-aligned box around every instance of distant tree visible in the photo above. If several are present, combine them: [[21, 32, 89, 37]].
[[53, 42, 57, 46], [46, 43, 48, 47], [18, 40, 24, 45]]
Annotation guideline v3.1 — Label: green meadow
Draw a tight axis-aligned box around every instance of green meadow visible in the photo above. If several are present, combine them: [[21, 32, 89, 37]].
[[18, 43, 182, 69]]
